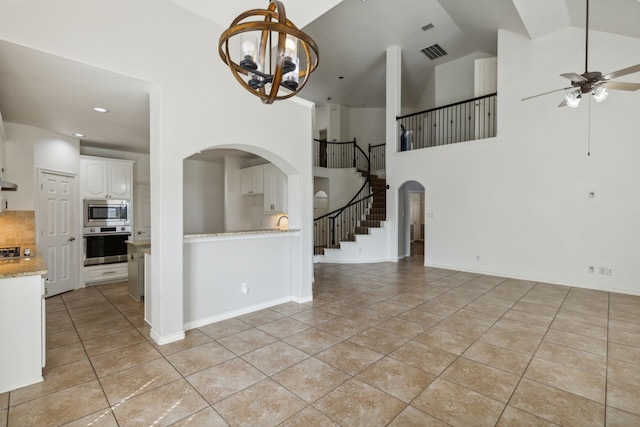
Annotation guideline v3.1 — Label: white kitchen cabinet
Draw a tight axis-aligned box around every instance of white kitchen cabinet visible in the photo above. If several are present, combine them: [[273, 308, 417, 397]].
[[0, 274, 45, 393], [263, 164, 287, 214], [80, 156, 133, 199], [240, 165, 264, 195], [84, 262, 128, 284]]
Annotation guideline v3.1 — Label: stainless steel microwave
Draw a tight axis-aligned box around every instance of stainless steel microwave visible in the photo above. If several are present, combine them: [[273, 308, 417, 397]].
[[83, 199, 131, 227]]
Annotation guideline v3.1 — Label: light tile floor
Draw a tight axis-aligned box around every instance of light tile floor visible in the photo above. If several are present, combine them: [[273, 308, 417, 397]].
[[3, 257, 640, 426]]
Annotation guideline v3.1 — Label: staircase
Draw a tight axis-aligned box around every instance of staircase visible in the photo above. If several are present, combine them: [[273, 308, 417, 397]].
[[314, 172, 390, 263], [313, 139, 388, 263]]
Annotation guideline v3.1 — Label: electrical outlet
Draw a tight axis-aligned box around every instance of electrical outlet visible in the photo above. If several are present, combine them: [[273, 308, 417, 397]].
[[588, 265, 594, 273], [241, 282, 249, 294]]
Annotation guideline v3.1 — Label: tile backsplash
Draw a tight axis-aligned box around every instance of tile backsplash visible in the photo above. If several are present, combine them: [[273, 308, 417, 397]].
[[0, 210, 36, 246]]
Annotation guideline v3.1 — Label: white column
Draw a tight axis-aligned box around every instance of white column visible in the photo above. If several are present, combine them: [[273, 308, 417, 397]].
[[385, 46, 401, 261], [149, 86, 185, 345]]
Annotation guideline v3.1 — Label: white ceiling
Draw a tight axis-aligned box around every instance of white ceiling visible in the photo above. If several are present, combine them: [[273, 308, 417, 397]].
[[0, 0, 639, 154]]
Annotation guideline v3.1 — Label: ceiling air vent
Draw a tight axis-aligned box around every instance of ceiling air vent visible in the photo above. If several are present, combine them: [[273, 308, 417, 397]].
[[420, 43, 447, 60]]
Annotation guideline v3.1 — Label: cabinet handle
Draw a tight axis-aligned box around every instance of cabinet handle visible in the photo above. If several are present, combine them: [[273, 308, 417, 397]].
[[101, 271, 116, 275]]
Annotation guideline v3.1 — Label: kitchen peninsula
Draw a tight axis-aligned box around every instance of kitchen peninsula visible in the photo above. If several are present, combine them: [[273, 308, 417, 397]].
[[183, 228, 303, 330], [0, 251, 48, 393]]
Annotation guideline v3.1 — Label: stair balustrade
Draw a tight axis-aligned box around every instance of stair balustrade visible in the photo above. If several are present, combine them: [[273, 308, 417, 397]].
[[313, 138, 369, 172], [397, 92, 497, 151]]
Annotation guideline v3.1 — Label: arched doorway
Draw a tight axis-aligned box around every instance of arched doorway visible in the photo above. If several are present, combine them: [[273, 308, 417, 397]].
[[314, 190, 329, 217], [398, 180, 425, 259]]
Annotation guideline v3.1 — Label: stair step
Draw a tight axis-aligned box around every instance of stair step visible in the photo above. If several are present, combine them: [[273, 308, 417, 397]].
[[366, 214, 385, 222], [354, 226, 369, 235], [360, 220, 381, 228]]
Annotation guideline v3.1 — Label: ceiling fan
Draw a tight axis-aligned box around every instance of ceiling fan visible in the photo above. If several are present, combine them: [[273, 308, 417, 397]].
[[522, 0, 640, 107]]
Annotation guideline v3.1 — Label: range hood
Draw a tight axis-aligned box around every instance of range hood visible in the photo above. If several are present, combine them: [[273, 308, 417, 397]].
[[0, 178, 18, 191]]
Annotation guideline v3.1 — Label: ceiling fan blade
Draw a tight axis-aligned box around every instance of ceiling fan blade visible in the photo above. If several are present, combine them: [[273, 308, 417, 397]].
[[560, 72, 586, 82], [603, 81, 640, 91], [522, 86, 574, 101], [602, 64, 640, 80]]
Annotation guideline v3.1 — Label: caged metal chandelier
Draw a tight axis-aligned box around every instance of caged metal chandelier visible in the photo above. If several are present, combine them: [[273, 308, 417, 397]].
[[218, 0, 320, 104]]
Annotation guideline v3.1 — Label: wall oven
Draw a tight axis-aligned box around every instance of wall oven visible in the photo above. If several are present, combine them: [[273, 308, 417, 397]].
[[84, 199, 130, 227], [83, 226, 131, 266]]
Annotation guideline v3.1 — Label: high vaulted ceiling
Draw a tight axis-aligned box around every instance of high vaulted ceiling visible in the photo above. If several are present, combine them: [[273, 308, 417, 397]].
[[0, 0, 639, 153]]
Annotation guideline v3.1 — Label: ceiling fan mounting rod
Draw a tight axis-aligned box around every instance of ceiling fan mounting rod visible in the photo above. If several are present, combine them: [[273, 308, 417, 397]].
[[584, 0, 589, 73]]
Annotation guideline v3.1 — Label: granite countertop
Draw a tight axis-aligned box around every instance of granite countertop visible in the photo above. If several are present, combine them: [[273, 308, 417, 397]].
[[184, 229, 300, 239], [0, 254, 48, 279], [125, 240, 151, 247]]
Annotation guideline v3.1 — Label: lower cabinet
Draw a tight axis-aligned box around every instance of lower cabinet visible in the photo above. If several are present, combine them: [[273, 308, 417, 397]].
[[0, 274, 45, 393], [84, 263, 128, 284], [127, 243, 151, 301]]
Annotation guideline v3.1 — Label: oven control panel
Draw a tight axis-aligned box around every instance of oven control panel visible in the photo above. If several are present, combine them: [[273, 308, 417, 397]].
[[83, 226, 132, 235]]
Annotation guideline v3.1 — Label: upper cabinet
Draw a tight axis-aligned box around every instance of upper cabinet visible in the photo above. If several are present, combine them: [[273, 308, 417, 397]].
[[263, 164, 287, 214], [80, 156, 133, 199], [240, 165, 264, 195]]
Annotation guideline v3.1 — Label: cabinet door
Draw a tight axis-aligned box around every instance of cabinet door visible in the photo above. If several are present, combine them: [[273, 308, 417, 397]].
[[264, 165, 286, 213], [240, 166, 264, 195], [240, 168, 254, 195], [81, 159, 109, 198], [108, 161, 132, 199]]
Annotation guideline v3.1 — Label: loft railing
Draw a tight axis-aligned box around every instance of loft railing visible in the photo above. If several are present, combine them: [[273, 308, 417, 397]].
[[313, 138, 369, 172], [314, 187, 386, 255], [396, 92, 497, 151]]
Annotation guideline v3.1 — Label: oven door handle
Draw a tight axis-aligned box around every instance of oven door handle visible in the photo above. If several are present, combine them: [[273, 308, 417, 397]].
[[83, 233, 131, 237]]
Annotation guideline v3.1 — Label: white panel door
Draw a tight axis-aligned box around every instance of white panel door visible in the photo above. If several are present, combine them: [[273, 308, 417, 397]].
[[135, 183, 151, 240], [474, 57, 498, 140], [39, 171, 77, 297], [409, 192, 424, 242]]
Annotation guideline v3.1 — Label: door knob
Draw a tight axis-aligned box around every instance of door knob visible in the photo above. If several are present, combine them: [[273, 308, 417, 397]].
[[68, 237, 76, 242], [137, 231, 142, 235]]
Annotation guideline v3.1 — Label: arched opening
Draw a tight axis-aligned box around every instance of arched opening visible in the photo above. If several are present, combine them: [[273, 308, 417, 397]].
[[183, 148, 290, 234], [313, 190, 329, 217], [397, 180, 426, 259]]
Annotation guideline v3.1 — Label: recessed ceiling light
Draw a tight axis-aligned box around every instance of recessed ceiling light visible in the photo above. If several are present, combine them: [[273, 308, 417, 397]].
[[92, 107, 109, 113], [72, 133, 86, 138]]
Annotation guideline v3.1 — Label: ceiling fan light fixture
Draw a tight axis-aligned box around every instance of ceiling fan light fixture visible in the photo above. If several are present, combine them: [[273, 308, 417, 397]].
[[565, 91, 581, 108], [592, 86, 608, 102]]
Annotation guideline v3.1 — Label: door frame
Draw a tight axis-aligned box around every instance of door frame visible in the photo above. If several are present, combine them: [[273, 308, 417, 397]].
[[37, 168, 80, 294]]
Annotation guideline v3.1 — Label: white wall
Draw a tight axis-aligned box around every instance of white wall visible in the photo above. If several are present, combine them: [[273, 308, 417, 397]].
[[80, 146, 150, 184], [347, 107, 386, 150], [313, 167, 365, 212], [388, 28, 640, 296], [0, 0, 316, 344], [184, 233, 302, 327], [183, 159, 224, 234], [4, 123, 80, 210], [434, 51, 494, 106]]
